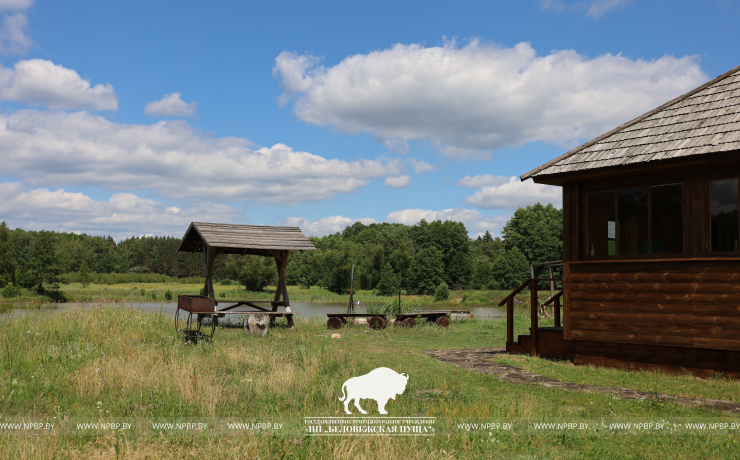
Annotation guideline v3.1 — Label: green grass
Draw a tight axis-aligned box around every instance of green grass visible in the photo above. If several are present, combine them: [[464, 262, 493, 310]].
[[0, 303, 738, 458], [1, 282, 551, 311]]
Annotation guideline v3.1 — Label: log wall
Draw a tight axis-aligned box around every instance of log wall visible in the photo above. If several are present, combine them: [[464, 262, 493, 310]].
[[569, 260, 740, 351]]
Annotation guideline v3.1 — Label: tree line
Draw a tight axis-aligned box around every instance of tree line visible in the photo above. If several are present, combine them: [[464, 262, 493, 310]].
[[0, 203, 562, 295]]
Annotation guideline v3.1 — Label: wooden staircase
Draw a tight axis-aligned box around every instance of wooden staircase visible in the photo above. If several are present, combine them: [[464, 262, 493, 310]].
[[498, 275, 574, 361], [507, 326, 574, 360]]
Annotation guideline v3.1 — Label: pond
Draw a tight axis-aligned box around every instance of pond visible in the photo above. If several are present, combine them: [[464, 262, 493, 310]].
[[0, 300, 507, 322]]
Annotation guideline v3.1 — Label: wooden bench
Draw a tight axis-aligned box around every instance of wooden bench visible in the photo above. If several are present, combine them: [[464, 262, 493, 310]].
[[394, 311, 451, 328], [326, 313, 388, 330]]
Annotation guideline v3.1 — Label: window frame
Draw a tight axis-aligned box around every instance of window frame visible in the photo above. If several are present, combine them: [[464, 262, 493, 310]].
[[583, 180, 685, 260], [708, 176, 740, 255]]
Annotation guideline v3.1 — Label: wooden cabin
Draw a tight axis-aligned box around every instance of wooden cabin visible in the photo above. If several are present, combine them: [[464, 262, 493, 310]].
[[513, 64, 740, 378]]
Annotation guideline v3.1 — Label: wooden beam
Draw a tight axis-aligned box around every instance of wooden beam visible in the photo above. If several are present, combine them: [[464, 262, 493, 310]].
[[531, 279, 538, 357]]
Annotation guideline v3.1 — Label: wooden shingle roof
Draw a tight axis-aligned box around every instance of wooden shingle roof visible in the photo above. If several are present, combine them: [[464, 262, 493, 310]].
[[176, 222, 316, 255], [522, 64, 740, 181]]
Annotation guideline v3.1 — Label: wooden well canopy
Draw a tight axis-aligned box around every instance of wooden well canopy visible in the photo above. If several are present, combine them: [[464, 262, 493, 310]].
[[176, 222, 315, 300]]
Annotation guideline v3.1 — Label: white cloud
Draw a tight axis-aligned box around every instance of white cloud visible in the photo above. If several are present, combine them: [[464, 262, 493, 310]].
[[0, 182, 243, 240], [539, 0, 565, 12], [280, 215, 378, 237], [0, 0, 32, 11], [274, 42, 705, 157], [586, 0, 632, 18], [0, 59, 118, 110], [144, 92, 198, 118], [283, 209, 509, 237], [456, 174, 511, 189], [0, 1, 32, 55], [464, 176, 562, 210], [539, 0, 631, 18], [407, 159, 437, 174], [0, 110, 402, 205], [382, 138, 409, 154], [385, 208, 506, 234], [384, 175, 411, 189], [0, 12, 32, 54]]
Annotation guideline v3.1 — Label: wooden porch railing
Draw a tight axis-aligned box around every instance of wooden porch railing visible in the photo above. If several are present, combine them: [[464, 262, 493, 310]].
[[497, 278, 563, 356]]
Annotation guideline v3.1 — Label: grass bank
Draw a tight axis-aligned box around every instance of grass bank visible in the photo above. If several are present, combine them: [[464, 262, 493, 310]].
[[1, 282, 550, 308], [0, 303, 737, 458]]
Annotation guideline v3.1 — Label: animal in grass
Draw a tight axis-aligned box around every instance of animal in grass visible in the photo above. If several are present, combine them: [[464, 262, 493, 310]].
[[338, 367, 409, 415]]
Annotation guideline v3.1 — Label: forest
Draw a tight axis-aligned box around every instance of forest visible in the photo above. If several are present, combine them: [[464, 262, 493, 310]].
[[0, 203, 562, 296]]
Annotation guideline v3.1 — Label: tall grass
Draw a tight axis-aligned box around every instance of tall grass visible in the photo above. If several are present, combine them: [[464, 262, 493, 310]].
[[0, 304, 735, 458]]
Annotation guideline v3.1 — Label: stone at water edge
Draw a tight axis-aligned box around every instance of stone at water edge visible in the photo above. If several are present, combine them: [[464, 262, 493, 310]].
[[331, 333, 341, 339]]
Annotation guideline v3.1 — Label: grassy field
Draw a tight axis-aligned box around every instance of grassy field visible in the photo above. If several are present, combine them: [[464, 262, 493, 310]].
[[0, 282, 535, 308], [0, 303, 738, 458]]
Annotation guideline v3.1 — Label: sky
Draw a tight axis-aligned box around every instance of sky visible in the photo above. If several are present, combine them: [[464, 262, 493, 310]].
[[0, 0, 738, 240]]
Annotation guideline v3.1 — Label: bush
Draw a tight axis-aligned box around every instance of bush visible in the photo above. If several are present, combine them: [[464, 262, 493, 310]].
[[164, 289, 173, 301], [434, 282, 450, 302], [380, 298, 413, 316], [219, 279, 236, 286], [1, 284, 20, 298]]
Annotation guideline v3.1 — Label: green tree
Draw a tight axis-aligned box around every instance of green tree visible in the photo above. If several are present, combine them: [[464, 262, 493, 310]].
[[225, 255, 277, 292], [502, 203, 563, 272], [30, 231, 66, 292], [79, 260, 91, 287], [413, 219, 471, 288], [491, 247, 530, 291], [374, 262, 398, 296], [434, 281, 450, 301], [407, 246, 444, 295], [0, 221, 16, 287]]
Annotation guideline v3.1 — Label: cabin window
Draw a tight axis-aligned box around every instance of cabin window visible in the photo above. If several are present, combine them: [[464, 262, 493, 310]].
[[710, 178, 739, 252], [617, 187, 648, 255], [651, 183, 683, 254], [587, 183, 683, 257], [587, 191, 616, 256]]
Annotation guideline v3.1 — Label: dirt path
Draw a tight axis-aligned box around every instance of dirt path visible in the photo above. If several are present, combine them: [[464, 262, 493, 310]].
[[424, 347, 740, 415]]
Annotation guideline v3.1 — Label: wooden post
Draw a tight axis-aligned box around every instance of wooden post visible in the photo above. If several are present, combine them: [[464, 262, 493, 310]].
[[506, 297, 513, 350], [554, 295, 561, 328], [398, 272, 402, 313], [530, 278, 538, 357], [202, 244, 215, 299], [348, 264, 355, 314], [549, 265, 555, 317]]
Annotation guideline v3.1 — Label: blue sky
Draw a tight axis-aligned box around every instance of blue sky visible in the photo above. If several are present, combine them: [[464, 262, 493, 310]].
[[0, 0, 738, 239]]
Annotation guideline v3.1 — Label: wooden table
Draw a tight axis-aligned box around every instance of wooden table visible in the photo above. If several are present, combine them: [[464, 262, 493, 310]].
[[176, 295, 296, 338]]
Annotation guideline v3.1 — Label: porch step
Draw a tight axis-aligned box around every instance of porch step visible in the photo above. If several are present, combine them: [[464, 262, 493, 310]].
[[506, 327, 574, 360]]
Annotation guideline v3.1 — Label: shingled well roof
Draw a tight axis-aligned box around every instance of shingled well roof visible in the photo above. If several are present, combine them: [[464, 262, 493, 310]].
[[522, 64, 740, 181], [177, 222, 316, 255]]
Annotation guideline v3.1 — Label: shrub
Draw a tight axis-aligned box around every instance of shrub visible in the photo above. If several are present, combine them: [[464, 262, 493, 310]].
[[434, 282, 450, 302], [1, 284, 20, 298], [164, 289, 173, 301], [219, 279, 235, 286], [381, 298, 412, 315]]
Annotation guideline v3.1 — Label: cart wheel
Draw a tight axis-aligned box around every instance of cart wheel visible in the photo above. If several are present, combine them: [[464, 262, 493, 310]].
[[368, 316, 384, 330], [435, 316, 450, 328], [380, 318, 388, 329], [403, 317, 416, 328], [175, 308, 181, 331], [327, 317, 343, 329]]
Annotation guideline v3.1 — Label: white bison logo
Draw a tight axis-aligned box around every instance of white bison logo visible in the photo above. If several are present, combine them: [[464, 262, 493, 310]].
[[338, 367, 409, 415]]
